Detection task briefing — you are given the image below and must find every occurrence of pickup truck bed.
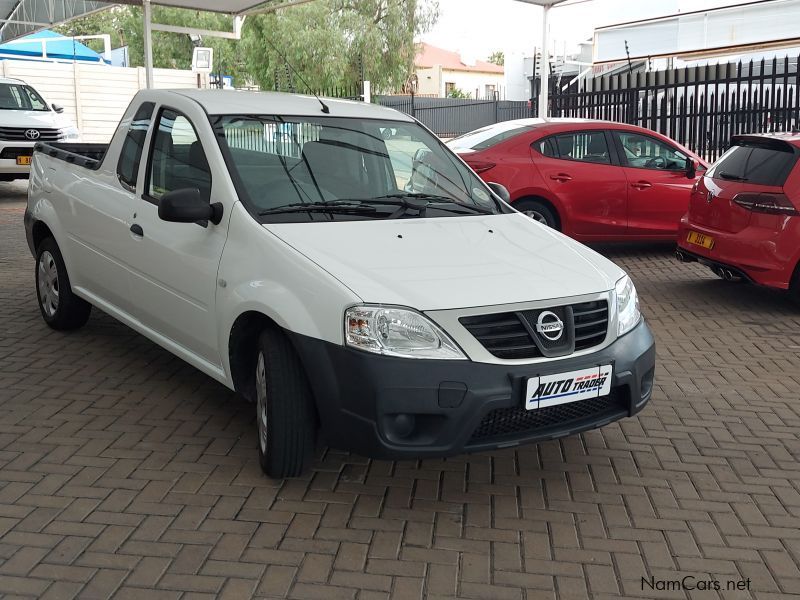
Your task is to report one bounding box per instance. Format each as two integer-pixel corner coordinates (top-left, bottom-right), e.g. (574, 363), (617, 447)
(34, 142), (108, 170)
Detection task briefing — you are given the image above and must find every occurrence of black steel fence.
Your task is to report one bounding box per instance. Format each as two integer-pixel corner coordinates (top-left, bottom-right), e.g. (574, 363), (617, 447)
(376, 96), (532, 138)
(543, 55), (800, 162)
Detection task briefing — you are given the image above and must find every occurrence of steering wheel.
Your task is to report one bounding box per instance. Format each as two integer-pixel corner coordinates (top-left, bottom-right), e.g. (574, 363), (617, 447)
(644, 155), (668, 169)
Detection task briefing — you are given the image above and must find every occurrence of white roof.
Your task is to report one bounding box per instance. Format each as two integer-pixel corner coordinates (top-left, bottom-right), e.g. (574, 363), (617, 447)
(168, 89), (415, 121)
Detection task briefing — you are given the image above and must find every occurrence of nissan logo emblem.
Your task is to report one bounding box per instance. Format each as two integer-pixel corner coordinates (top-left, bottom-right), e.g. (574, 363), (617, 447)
(536, 311), (565, 341)
(24, 129), (40, 140)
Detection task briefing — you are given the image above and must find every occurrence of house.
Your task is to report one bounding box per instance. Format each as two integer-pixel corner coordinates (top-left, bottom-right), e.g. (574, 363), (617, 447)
(414, 42), (505, 99)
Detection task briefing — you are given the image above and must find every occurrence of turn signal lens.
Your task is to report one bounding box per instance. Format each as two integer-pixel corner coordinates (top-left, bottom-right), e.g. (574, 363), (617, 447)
(733, 193), (799, 215)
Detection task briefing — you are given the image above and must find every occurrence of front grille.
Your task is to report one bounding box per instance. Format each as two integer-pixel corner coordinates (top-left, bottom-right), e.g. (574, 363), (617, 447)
(0, 147), (33, 160)
(468, 393), (627, 444)
(460, 300), (609, 360)
(0, 127), (63, 142)
(573, 301), (610, 351)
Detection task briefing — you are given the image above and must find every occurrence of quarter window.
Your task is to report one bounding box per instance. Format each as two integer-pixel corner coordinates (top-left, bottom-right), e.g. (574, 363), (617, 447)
(147, 109), (212, 203)
(615, 131), (688, 170)
(539, 132), (611, 164)
(117, 102), (155, 191)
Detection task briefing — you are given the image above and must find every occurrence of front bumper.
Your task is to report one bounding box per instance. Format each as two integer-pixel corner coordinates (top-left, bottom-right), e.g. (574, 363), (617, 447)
(289, 320), (655, 459)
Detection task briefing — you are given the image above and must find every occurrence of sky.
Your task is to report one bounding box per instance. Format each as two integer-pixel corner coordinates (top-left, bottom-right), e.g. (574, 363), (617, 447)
(420, 0), (744, 61)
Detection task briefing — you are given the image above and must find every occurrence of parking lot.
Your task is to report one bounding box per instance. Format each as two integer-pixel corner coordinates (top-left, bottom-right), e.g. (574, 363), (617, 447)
(1, 183), (800, 599)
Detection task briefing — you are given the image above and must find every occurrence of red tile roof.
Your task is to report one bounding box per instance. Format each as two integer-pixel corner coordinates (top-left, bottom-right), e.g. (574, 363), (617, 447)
(415, 43), (505, 74)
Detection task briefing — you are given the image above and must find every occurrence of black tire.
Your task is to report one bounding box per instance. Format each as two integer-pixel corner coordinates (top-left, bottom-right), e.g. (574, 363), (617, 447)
(790, 265), (800, 305)
(255, 327), (316, 478)
(35, 238), (91, 330)
(515, 199), (559, 230)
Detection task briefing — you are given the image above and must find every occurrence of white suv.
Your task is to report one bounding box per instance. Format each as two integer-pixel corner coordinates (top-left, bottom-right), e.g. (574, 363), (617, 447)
(0, 77), (79, 181)
(25, 90), (655, 477)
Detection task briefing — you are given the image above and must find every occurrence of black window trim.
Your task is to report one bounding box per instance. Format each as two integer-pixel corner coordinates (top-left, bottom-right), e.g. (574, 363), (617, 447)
(142, 104), (212, 208)
(610, 129), (691, 173)
(532, 129), (621, 167)
(116, 101), (156, 194)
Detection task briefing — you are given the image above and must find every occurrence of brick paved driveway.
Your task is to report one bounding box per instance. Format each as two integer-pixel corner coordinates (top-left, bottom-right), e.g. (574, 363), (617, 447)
(2, 184), (800, 600)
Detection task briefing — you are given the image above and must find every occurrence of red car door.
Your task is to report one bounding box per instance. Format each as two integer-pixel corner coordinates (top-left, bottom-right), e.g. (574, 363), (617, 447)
(532, 130), (628, 237)
(612, 130), (700, 238)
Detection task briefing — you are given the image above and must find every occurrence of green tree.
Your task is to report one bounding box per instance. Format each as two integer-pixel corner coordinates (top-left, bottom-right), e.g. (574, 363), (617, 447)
(56, 1), (439, 93)
(447, 87), (471, 99)
(487, 50), (504, 67)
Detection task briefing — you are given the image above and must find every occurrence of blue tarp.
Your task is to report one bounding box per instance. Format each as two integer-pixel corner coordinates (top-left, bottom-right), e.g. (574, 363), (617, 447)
(0, 30), (110, 64)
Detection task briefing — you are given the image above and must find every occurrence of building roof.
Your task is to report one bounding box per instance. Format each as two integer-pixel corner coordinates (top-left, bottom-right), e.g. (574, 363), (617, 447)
(415, 43), (504, 74)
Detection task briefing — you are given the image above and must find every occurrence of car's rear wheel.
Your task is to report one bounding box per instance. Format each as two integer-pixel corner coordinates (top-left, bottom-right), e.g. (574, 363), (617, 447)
(515, 199), (559, 230)
(790, 264), (800, 305)
(35, 238), (91, 330)
(255, 327), (316, 478)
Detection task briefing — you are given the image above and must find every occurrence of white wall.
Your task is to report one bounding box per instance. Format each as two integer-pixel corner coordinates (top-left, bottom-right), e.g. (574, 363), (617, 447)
(1, 61), (209, 142)
(415, 65), (505, 99)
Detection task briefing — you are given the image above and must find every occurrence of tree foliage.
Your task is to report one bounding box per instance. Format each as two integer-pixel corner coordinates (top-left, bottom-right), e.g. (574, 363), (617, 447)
(55, 1), (439, 93)
(487, 51), (504, 66)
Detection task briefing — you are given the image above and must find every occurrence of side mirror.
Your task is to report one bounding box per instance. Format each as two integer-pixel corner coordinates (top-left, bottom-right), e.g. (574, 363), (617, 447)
(158, 188), (223, 225)
(487, 182), (511, 204)
(686, 157), (698, 179)
(52, 104), (64, 114)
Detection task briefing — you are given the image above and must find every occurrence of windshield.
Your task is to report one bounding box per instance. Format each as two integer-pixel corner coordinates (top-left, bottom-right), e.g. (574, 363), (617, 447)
(0, 83), (48, 111)
(213, 115), (502, 222)
(448, 121), (537, 151)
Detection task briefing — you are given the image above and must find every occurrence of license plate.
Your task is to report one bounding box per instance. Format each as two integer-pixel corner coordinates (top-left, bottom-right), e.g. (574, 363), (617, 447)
(686, 230), (714, 250)
(16, 156), (31, 166)
(526, 365), (613, 411)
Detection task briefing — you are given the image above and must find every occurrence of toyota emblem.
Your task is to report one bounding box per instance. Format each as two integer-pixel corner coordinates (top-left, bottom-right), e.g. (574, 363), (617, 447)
(536, 311), (565, 341)
(24, 129), (40, 141)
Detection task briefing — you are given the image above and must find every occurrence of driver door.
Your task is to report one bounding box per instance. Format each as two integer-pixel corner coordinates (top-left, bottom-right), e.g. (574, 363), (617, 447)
(612, 130), (697, 237)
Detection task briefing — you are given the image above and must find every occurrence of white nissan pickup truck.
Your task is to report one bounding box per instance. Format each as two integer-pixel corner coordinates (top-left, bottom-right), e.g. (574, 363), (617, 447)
(25, 90), (655, 477)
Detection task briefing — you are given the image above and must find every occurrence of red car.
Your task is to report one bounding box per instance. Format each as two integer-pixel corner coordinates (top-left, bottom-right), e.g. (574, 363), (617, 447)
(677, 133), (800, 298)
(447, 119), (706, 241)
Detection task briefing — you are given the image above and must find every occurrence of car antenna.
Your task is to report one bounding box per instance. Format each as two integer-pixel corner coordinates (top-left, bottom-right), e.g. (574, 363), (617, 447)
(262, 37), (330, 114)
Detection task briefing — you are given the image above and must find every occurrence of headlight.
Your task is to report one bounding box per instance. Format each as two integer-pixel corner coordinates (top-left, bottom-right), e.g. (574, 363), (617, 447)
(616, 275), (641, 336)
(60, 127), (80, 141)
(345, 305), (466, 360)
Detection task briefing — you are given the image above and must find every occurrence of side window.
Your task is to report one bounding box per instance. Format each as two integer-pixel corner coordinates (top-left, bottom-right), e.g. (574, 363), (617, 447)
(536, 137), (558, 158)
(147, 109), (212, 203)
(616, 131), (688, 170)
(550, 132), (611, 164)
(117, 102), (155, 191)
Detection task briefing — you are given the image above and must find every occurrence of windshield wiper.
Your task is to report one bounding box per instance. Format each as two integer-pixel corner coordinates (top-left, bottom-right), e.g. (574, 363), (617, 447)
(259, 201), (378, 216)
(718, 171), (749, 182)
(346, 193), (496, 216)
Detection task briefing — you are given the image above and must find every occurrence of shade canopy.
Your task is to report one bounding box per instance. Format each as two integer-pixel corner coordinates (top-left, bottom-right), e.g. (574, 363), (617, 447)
(0, 29), (109, 62)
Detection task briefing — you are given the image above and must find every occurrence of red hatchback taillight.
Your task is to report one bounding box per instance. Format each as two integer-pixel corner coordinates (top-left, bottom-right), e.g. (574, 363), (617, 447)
(465, 160), (496, 174)
(732, 193), (799, 216)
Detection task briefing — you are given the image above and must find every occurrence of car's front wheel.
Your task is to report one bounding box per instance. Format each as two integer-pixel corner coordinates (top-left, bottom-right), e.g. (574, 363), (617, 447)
(255, 327), (317, 478)
(515, 199), (559, 230)
(35, 238), (91, 330)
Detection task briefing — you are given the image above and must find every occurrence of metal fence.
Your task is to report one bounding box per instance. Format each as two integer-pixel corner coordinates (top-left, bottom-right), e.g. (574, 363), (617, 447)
(543, 55), (800, 162)
(376, 96), (532, 137)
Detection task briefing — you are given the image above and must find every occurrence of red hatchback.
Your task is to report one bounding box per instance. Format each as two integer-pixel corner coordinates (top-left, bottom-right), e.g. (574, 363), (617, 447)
(677, 133), (800, 297)
(447, 119), (706, 241)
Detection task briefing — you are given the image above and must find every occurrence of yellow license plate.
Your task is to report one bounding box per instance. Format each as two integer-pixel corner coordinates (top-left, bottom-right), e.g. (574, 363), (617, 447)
(686, 231), (715, 250)
(16, 156), (31, 166)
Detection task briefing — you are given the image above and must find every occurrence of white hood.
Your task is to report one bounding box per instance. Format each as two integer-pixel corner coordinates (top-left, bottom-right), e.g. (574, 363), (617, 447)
(266, 213), (625, 311)
(0, 110), (71, 129)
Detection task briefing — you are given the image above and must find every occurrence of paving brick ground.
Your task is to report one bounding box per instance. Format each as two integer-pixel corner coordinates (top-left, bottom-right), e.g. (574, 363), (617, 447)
(2, 182), (800, 599)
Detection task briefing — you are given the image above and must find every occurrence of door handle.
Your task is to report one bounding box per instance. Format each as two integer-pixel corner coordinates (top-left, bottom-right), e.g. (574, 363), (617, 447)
(130, 224), (144, 237)
(631, 181), (652, 190)
(550, 173), (572, 182)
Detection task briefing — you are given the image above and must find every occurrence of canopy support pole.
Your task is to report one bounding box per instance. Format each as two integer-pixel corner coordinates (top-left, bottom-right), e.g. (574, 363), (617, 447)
(538, 4), (549, 118)
(143, 0), (154, 88)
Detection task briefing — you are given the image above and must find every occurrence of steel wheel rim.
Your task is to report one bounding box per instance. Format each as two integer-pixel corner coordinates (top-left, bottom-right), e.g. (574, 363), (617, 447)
(37, 251), (59, 318)
(256, 352), (268, 454)
(524, 210), (549, 226)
